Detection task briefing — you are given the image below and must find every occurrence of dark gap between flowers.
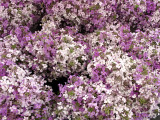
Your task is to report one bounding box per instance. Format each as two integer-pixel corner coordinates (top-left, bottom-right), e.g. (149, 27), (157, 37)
(44, 76), (68, 95)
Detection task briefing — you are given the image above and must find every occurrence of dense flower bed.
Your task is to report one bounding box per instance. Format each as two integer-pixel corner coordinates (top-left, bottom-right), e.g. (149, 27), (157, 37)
(0, 0), (160, 120)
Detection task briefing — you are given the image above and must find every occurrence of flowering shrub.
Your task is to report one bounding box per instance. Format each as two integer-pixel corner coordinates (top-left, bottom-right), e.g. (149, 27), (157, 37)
(0, 0), (160, 120)
(0, 63), (57, 120)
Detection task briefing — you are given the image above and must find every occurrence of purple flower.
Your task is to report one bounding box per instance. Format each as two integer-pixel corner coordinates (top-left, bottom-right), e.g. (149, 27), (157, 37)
(34, 103), (42, 109)
(0, 63), (8, 77)
(0, 107), (7, 116)
(36, 114), (41, 118)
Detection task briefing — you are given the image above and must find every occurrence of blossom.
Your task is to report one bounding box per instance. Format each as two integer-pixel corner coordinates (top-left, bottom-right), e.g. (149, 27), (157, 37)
(0, 0), (160, 119)
(2, 116), (7, 120)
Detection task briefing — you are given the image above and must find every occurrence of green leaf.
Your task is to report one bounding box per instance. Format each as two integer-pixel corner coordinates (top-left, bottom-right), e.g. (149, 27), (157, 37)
(130, 64), (137, 70)
(88, 107), (94, 112)
(112, 63), (118, 71)
(129, 44), (134, 50)
(75, 5), (80, 9)
(75, 117), (81, 120)
(7, 35), (11, 39)
(68, 61), (75, 67)
(123, 116), (129, 120)
(124, 110), (129, 115)
(68, 91), (75, 96)
(17, 10), (22, 14)
(141, 66), (148, 75)
(7, 8), (11, 14)
(146, 16), (149, 21)
(113, 14), (117, 20)
(139, 98), (147, 105)
(63, 37), (69, 43)
(69, 48), (74, 53)
(104, 106), (112, 115)
(84, 114), (89, 119)
(71, 76), (77, 83)
(75, 45), (80, 49)
(66, 8), (71, 14)
(77, 56), (83, 64)
(112, 66), (118, 71)
(58, 46), (63, 50)
(96, 31), (100, 35)
(98, 115), (103, 120)
(25, 92), (30, 96)
(153, 109), (159, 115)
(90, 3), (101, 10)
(93, 93), (97, 97)
(55, 109), (63, 114)
(123, 29), (129, 33)
(153, 78), (158, 83)
(126, 99), (131, 105)
(81, 84), (86, 89)
(112, 62), (116, 67)
(106, 52), (111, 55)
(11, 44), (17, 49)
(132, 114), (137, 118)
(134, 5), (139, 10)
(152, 49), (157, 54)
(1, 54), (7, 58)
(139, 12), (143, 16)
(41, 117), (47, 120)
(75, 102), (80, 107)
(151, 41), (157, 46)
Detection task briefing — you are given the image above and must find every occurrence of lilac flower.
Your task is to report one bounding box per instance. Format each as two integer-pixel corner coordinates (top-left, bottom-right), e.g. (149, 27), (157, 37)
(0, 0), (160, 119)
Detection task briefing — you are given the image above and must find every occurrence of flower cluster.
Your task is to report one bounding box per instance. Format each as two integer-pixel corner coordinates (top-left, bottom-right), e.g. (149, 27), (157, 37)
(57, 60), (160, 119)
(0, 63), (57, 120)
(0, 0), (160, 120)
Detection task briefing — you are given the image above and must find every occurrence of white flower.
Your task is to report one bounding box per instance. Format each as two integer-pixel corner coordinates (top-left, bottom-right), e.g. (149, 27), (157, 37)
(66, 4), (71, 9)
(107, 65), (112, 70)
(122, 97), (126, 103)
(117, 105), (124, 113)
(82, 56), (87, 61)
(14, 50), (20, 55)
(23, 117), (29, 120)
(8, 86), (14, 93)
(128, 111), (133, 118)
(132, 94), (136, 98)
(115, 114), (120, 119)
(18, 86), (27, 95)
(57, 102), (63, 110)
(42, 64), (47, 69)
(116, 63), (121, 69)
(2, 85), (8, 92)
(2, 116), (7, 120)
(16, 67), (26, 79)
(63, 92), (68, 98)
(75, 86), (83, 95)
(136, 78), (143, 85)
(62, 109), (69, 115)
(2, 76), (8, 81)
(23, 110), (31, 116)
(104, 96), (112, 104)
(83, 94), (88, 101)
(20, 55), (25, 61)
(67, 85), (74, 88)
(6, 54), (11, 58)
(124, 106), (129, 111)
(150, 97), (156, 104)
(106, 89), (112, 95)
(10, 106), (17, 112)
